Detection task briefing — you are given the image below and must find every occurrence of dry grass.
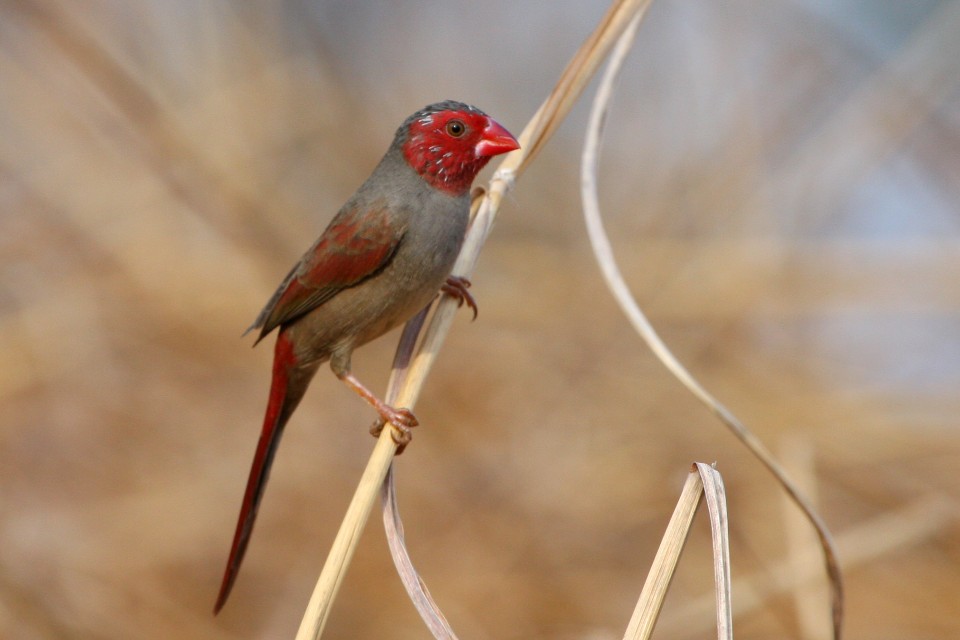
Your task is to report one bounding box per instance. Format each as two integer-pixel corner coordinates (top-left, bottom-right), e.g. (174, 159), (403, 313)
(2, 1), (959, 638)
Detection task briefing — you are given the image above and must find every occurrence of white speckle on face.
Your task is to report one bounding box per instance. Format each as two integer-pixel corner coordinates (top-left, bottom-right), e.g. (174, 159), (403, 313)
(442, 152), (452, 159)
(429, 145), (442, 153)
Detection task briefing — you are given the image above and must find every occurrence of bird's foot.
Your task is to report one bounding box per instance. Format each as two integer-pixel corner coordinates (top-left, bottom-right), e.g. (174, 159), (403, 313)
(339, 371), (419, 453)
(369, 406), (418, 453)
(441, 276), (478, 320)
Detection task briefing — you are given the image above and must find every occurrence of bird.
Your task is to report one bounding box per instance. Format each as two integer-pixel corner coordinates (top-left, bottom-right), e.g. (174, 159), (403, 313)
(214, 100), (519, 613)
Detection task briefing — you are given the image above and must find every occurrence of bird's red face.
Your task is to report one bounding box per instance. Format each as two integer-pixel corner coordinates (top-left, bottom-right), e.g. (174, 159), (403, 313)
(401, 105), (519, 196)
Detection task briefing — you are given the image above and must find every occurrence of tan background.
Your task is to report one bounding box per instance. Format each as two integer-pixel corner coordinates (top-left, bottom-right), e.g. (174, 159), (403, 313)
(2, 1), (959, 638)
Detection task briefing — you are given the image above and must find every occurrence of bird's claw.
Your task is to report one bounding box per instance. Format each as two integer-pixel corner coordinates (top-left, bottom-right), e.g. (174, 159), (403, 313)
(369, 406), (418, 454)
(389, 424), (414, 454)
(442, 276), (478, 320)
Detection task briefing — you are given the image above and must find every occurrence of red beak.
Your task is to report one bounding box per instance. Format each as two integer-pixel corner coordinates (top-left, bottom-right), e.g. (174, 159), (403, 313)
(474, 118), (520, 157)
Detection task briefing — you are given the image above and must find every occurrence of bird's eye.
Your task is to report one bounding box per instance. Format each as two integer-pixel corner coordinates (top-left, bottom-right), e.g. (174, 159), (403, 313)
(445, 120), (466, 137)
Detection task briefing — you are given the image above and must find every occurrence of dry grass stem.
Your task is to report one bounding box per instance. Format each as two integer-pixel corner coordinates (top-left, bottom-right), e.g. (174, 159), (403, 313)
(579, 4), (843, 637)
(780, 436), (831, 640)
(700, 463), (734, 640)
(697, 462), (733, 640)
(381, 465), (458, 640)
(377, 309), (459, 634)
(657, 495), (957, 638)
(624, 463), (731, 640)
(296, 1), (655, 637)
(623, 467), (704, 640)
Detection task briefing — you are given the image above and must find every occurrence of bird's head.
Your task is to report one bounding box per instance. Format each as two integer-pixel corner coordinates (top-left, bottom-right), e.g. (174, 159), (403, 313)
(399, 101), (519, 196)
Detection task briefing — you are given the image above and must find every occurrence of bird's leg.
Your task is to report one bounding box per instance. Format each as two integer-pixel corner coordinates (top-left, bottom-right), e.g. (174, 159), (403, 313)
(441, 275), (478, 320)
(335, 370), (418, 449)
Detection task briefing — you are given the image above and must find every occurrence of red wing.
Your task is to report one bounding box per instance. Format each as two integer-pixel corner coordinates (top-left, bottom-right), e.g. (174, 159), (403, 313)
(249, 201), (404, 342)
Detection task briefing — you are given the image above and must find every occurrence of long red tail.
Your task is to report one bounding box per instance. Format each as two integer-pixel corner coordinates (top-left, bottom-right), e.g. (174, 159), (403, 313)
(214, 331), (311, 613)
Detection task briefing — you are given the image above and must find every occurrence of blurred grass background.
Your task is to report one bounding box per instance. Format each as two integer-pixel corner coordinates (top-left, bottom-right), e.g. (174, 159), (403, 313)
(2, 1), (959, 638)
